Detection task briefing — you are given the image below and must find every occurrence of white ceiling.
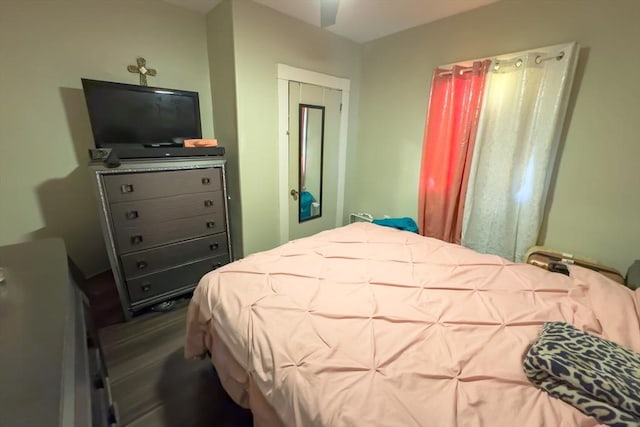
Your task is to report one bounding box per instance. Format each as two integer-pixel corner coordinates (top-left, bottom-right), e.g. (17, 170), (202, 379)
(163, 0), (498, 43)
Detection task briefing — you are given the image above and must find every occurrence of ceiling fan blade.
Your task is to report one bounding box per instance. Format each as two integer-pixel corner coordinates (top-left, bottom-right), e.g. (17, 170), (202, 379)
(320, 0), (339, 28)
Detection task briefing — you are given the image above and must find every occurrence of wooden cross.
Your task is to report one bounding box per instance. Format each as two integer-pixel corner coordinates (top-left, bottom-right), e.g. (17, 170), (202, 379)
(127, 57), (157, 86)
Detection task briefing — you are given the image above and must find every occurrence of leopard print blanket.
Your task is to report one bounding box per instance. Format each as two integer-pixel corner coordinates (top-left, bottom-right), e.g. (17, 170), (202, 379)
(523, 322), (640, 426)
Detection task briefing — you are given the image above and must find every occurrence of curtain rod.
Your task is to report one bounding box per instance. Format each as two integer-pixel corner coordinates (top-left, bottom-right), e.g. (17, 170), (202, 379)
(437, 50), (565, 76)
(494, 51), (565, 69)
(535, 51), (565, 63)
(437, 68), (474, 76)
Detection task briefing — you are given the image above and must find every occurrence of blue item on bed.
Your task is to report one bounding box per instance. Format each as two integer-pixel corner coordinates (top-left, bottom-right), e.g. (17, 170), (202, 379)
(371, 217), (418, 233)
(523, 321), (640, 427)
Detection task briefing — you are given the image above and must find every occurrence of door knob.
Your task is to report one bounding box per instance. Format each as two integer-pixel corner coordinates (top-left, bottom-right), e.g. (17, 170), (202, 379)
(290, 189), (298, 201)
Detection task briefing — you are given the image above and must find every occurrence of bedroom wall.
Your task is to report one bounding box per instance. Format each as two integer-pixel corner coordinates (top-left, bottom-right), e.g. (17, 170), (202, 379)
(229, 0), (361, 255)
(348, 0), (640, 273)
(206, 0), (244, 260)
(0, 0), (214, 276)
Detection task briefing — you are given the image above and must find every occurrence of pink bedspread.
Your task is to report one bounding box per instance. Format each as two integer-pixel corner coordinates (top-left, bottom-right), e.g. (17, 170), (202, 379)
(185, 223), (640, 426)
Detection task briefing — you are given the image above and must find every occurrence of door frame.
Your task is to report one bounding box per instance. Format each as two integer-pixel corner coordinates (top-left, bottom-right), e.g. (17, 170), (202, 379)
(277, 64), (351, 244)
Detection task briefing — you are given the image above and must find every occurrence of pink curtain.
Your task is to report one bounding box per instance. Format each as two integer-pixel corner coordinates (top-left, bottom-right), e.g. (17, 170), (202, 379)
(418, 60), (489, 243)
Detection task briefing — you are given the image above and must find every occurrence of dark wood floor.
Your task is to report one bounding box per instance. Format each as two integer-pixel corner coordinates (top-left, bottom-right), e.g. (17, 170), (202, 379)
(99, 305), (253, 427)
(84, 268), (253, 427)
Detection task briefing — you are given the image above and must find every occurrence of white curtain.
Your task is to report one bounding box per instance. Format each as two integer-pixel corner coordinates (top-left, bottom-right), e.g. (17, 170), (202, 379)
(462, 42), (579, 262)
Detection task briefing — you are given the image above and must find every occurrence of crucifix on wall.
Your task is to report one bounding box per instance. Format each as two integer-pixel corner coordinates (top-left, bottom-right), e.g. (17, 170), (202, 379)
(127, 57), (157, 86)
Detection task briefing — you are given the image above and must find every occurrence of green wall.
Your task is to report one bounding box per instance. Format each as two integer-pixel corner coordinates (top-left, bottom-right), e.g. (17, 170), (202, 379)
(206, 0), (244, 259)
(0, 0), (214, 275)
(230, 0), (361, 255)
(2, 0), (637, 275)
(348, 0), (640, 273)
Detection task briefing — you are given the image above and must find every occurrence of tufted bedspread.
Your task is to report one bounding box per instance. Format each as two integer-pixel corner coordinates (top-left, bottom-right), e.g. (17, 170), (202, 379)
(185, 222), (640, 427)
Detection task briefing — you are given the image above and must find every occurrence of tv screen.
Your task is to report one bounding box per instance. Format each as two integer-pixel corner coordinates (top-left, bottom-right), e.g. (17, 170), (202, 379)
(81, 79), (202, 148)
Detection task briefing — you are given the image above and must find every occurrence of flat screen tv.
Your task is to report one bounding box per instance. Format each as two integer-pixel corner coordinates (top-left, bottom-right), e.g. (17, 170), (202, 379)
(81, 79), (202, 149)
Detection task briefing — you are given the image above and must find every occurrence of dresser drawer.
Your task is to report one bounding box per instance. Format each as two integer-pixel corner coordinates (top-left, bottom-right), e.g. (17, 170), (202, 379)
(103, 168), (222, 203)
(110, 191), (225, 229)
(120, 233), (228, 279)
(126, 254), (229, 303)
(114, 213), (226, 254)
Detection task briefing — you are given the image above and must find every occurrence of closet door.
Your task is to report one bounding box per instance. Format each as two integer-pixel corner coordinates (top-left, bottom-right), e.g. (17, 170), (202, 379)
(288, 81), (342, 240)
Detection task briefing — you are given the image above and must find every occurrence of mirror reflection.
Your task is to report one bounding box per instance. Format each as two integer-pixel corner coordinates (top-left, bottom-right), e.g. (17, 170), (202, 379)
(299, 104), (324, 222)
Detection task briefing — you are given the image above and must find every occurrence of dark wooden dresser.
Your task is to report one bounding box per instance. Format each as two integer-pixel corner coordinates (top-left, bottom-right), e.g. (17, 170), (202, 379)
(89, 158), (232, 319)
(0, 239), (115, 427)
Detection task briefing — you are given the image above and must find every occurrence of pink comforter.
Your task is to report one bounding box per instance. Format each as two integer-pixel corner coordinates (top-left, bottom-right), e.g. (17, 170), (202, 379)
(185, 223), (640, 426)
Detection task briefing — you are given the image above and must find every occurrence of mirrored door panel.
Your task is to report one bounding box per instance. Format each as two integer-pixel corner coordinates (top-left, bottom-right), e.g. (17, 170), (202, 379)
(298, 104), (325, 222)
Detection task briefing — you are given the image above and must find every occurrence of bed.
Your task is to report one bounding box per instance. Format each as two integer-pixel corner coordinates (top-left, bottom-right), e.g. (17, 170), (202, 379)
(185, 222), (640, 426)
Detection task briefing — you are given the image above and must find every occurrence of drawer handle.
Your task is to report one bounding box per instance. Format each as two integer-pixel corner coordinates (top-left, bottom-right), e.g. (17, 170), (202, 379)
(212, 262), (224, 270)
(120, 184), (134, 193)
(107, 404), (118, 425)
(130, 235), (143, 245)
(206, 221), (215, 229)
(141, 283), (152, 293)
(93, 374), (104, 390)
(202, 177), (211, 185)
(204, 199), (213, 207)
(125, 210), (139, 220)
(209, 243), (219, 251)
(136, 261), (148, 270)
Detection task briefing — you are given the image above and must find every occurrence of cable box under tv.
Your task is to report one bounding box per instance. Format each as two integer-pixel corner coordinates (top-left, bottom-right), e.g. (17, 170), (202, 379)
(113, 146), (225, 159)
